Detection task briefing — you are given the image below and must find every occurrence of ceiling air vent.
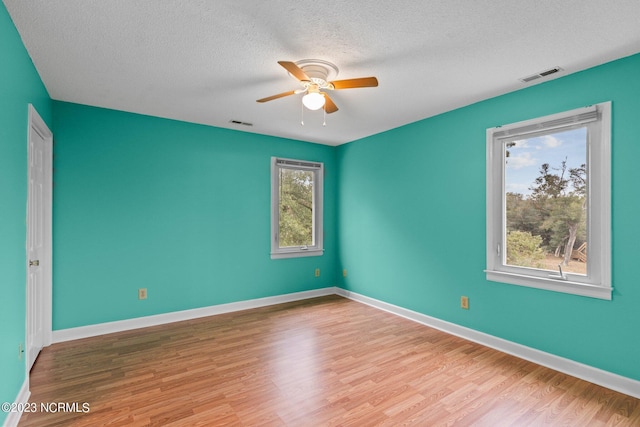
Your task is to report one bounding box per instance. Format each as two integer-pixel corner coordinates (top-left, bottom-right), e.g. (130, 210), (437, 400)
(519, 67), (563, 83)
(229, 120), (253, 127)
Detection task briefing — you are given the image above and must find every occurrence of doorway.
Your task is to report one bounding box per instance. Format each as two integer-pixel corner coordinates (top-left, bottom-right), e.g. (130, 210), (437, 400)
(26, 104), (52, 370)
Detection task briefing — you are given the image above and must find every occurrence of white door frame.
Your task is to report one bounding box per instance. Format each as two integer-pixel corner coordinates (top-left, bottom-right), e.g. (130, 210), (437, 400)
(26, 104), (53, 371)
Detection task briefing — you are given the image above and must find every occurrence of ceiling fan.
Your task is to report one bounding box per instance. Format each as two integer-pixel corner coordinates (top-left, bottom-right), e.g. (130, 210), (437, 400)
(257, 60), (378, 113)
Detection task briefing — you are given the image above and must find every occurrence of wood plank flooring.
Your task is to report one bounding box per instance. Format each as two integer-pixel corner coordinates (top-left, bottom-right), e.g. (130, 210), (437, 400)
(19, 295), (640, 426)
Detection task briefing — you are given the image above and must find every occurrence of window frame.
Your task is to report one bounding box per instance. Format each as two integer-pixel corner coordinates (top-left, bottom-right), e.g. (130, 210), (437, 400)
(271, 157), (324, 259)
(485, 102), (612, 300)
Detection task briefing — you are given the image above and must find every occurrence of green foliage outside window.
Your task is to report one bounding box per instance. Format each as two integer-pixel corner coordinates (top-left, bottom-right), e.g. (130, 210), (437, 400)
(278, 168), (314, 247)
(506, 158), (587, 269)
(506, 230), (545, 269)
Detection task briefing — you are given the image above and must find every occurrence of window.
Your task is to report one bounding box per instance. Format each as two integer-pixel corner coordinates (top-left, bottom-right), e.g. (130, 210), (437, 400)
(271, 157), (324, 259)
(486, 102), (611, 299)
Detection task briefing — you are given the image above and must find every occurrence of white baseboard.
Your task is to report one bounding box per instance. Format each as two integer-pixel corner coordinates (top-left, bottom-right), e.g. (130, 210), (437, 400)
(53, 287), (338, 343)
(3, 378), (30, 427)
(50, 285), (640, 400)
(335, 288), (640, 399)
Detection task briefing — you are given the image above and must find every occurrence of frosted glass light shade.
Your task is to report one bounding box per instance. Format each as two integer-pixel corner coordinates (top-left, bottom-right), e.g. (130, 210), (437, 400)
(302, 92), (325, 110)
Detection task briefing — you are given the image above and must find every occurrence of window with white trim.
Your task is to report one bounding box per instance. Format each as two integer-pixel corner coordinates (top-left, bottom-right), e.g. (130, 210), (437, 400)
(271, 157), (324, 259)
(486, 102), (611, 299)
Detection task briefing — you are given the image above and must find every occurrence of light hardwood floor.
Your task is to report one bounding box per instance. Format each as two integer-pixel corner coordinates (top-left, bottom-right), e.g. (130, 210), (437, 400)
(19, 295), (639, 426)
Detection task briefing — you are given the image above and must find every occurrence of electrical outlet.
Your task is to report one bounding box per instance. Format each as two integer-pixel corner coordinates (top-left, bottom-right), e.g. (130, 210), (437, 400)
(461, 296), (469, 310)
(138, 288), (147, 300)
(18, 343), (24, 360)
(343, 269), (347, 277)
(315, 268), (320, 278)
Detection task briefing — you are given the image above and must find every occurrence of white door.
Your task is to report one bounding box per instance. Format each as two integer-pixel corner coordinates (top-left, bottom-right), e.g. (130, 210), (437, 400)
(26, 105), (52, 370)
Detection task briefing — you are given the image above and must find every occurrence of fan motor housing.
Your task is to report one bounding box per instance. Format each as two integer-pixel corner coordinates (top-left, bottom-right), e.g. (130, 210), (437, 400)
(295, 59), (339, 84)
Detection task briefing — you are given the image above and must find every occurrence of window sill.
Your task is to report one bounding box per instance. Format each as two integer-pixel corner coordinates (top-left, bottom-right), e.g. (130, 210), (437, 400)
(485, 270), (612, 300)
(271, 249), (324, 260)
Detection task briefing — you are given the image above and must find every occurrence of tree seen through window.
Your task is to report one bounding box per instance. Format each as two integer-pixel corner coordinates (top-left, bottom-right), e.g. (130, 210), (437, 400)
(278, 168), (314, 248)
(505, 127), (587, 274)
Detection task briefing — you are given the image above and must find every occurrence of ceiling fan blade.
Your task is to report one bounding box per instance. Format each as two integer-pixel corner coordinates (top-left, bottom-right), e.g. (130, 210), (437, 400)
(323, 94), (339, 114)
(330, 77), (379, 90)
(278, 61), (310, 82)
(256, 90), (297, 103)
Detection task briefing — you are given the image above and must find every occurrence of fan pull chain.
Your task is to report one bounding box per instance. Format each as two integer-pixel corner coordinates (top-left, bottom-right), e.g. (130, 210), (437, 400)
(301, 101), (304, 126)
(323, 108), (326, 126)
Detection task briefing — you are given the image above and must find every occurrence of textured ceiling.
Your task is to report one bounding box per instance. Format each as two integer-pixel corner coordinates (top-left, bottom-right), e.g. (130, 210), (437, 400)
(4, 1), (640, 146)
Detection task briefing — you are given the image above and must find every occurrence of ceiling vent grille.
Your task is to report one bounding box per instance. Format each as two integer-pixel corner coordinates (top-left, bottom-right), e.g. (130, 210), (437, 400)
(520, 67), (563, 83)
(229, 120), (253, 127)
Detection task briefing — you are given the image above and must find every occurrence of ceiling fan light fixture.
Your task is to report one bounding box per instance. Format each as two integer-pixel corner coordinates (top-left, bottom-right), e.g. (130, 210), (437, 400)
(302, 91), (325, 110)
(257, 60), (377, 115)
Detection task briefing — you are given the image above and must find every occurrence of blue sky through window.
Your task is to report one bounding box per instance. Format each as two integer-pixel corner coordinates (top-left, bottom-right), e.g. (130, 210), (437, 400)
(505, 127), (587, 197)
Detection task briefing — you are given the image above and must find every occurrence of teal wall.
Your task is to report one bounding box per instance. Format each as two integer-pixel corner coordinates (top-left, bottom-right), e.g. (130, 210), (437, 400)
(337, 53), (640, 381)
(51, 102), (338, 329)
(0, 3), (52, 424)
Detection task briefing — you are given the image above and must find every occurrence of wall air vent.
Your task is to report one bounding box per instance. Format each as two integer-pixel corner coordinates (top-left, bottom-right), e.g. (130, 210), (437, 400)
(229, 120), (253, 127)
(519, 67), (564, 83)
